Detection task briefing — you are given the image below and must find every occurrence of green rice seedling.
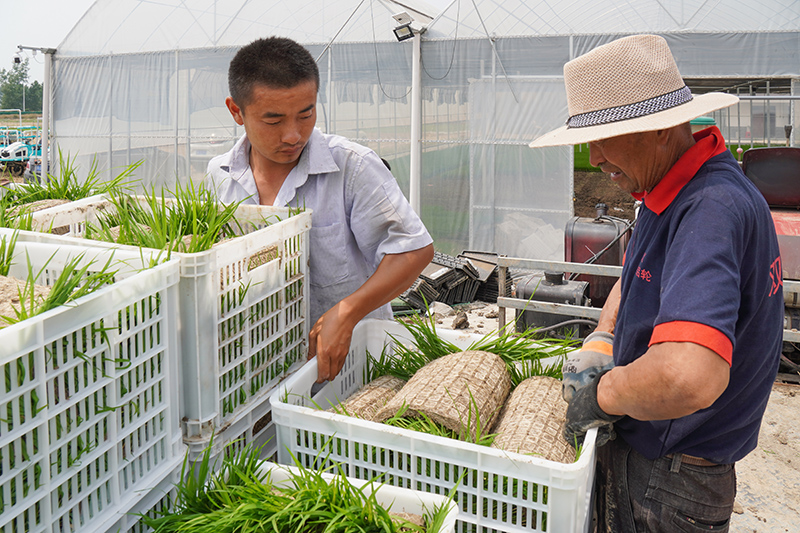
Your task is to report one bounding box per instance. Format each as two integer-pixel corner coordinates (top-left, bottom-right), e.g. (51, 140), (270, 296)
(348, 311), (578, 448)
(466, 324), (575, 381)
(0, 151), (136, 233)
(0, 230), (19, 275)
(22, 150), (135, 201)
(86, 182), (246, 255)
(4, 149), (138, 205)
(0, 251), (118, 325)
(168, 180), (245, 248)
(371, 312), (575, 387)
(573, 436), (584, 461)
(0, 195), (34, 231)
(143, 439), (454, 533)
(384, 400), (498, 447)
(323, 373), (498, 446)
(367, 339), (438, 383)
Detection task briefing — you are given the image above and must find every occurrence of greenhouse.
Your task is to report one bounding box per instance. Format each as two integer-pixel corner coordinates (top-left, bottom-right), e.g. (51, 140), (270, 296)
(49, 0), (800, 259)
(3, 2), (800, 533)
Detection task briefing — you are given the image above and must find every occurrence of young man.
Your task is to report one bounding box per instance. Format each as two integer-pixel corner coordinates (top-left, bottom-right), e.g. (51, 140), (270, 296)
(205, 37), (434, 382)
(530, 35), (784, 531)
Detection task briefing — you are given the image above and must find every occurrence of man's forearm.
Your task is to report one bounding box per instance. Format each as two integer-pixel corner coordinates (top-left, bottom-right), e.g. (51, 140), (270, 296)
(309, 243), (434, 382)
(337, 244), (434, 326)
(596, 278), (621, 333)
(597, 341), (730, 420)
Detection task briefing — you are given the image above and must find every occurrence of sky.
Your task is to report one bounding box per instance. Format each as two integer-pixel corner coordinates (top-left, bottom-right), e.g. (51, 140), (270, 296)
(2, 0), (97, 84)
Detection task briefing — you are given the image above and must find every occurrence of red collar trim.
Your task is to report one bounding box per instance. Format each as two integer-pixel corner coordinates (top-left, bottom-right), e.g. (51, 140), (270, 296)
(632, 126), (728, 215)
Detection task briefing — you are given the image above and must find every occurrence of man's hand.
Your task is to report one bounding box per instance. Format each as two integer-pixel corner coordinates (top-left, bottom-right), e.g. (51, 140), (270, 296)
(308, 244), (434, 384)
(564, 369), (622, 448)
(308, 302), (356, 383)
(562, 331), (615, 402)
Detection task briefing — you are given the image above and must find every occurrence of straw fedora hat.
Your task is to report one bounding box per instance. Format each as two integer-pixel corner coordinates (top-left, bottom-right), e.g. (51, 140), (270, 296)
(529, 34), (738, 148)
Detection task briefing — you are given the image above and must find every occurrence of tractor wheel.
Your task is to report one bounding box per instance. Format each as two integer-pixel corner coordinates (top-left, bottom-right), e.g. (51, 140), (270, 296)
(8, 163), (25, 177)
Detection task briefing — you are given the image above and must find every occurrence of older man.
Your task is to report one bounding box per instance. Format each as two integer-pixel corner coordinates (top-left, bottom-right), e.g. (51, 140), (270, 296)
(530, 35), (784, 532)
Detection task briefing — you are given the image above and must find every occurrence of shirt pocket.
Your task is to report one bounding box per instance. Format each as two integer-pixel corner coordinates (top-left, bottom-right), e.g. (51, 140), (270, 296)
(309, 222), (349, 288)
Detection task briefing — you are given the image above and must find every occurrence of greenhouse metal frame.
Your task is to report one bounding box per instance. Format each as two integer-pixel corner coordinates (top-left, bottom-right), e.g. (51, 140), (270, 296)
(47, 0), (800, 260)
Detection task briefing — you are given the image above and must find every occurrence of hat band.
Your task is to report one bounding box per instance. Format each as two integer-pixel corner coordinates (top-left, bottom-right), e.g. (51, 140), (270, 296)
(566, 86), (693, 129)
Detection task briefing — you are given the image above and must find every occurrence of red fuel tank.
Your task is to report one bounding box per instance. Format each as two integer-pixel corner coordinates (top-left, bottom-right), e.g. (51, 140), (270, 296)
(564, 204), (632, 308)
(771, 209), (800, 282)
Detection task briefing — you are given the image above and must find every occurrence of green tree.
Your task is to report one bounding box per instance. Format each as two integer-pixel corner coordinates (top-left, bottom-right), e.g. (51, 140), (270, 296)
(25, 81), (43, 112)
(0, 59), (41, 113)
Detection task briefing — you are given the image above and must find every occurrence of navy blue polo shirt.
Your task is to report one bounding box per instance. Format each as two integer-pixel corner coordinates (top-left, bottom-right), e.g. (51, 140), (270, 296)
(613, 127), (784, 465)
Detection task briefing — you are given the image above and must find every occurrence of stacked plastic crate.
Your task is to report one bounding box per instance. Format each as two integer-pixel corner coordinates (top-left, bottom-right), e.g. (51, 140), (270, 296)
(2, 193), (311, 532)
(0, 229), (184, 533)
(24, 195), (312, 462)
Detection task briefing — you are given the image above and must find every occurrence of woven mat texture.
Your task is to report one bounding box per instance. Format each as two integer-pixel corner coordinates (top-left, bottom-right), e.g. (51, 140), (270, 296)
(8, 198), (70, 217)
(491, 376), (575, 463)
(331, 375), (406, 421)
(374, 350), (511, 440)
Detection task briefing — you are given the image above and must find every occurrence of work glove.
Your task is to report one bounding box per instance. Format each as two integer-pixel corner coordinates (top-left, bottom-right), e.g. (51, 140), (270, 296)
(562, 331), (615, 402)
(563, 368), (621, 448)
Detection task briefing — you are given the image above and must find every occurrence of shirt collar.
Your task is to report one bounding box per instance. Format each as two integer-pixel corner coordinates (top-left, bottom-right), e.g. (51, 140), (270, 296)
(219, 133), (252, 182)
(305, 128), (340, 175)
(275, 128), (340, 206)
(634, 126), (728, 215)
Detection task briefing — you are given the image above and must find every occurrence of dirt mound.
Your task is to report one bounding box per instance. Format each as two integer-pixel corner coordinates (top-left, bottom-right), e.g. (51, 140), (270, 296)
(573, 170), (636, 221)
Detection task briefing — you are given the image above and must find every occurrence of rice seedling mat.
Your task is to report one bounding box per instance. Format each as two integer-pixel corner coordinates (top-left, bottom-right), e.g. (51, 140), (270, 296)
(373, 350), (511, 441)
(491, 376), (576, 464)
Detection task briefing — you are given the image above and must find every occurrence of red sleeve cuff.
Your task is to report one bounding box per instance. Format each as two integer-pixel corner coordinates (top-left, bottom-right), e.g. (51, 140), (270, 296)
(650, 321), (733, 365)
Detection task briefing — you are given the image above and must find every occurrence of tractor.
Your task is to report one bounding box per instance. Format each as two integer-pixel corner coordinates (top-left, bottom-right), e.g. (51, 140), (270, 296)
(1, 138), (41, 178)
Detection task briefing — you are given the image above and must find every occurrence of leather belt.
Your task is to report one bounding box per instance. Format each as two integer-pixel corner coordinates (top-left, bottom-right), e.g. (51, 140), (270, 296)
(667, 453), (717, 467)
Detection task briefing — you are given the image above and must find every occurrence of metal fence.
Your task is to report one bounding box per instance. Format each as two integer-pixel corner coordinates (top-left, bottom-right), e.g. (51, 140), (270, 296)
(710, 95), (800, 150)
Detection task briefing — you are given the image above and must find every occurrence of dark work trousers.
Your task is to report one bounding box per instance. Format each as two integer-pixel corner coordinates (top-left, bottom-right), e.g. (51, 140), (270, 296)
(594, 436), (736, 532)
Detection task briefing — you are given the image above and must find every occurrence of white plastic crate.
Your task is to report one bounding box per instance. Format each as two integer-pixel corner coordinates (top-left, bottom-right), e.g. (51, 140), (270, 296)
(0, 188), (105, 225)
(270, 319), (597, 533)
(21, 195), (312, 460)
(259, 462), (459, 533)
(0, 231), (184, 533)
(99, 458), (182, 533)
(0, 183), (20, 199)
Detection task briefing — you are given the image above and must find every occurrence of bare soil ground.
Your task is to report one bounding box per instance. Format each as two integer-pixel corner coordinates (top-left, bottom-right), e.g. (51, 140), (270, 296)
(574, 170), (637, 221)
(729, 383), (800, 532)
(435, 303), (800, 532)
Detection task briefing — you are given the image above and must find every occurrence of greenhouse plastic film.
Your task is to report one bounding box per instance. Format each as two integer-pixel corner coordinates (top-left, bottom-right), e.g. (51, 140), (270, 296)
(0, 232), (183, 533)
(270, 319), (596, 533)
(22, 195), (312, 460)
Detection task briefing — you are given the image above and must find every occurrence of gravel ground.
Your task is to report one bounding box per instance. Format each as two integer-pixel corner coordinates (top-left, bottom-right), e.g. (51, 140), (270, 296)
(433, 301), (800, 532)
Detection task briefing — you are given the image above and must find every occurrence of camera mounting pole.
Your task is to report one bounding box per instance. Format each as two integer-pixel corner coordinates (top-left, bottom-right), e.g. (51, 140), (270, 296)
(17, 45), (57, 181)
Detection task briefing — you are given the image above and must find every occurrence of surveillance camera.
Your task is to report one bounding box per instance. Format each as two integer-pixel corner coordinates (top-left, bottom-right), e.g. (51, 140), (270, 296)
(392, 12), (413, 26)
(13, 53), (21, 64)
